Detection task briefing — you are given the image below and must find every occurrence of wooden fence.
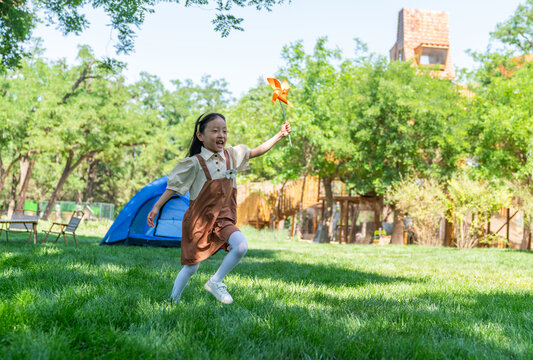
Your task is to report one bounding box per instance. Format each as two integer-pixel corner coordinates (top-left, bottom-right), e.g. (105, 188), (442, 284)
(236, 176), (320, 228)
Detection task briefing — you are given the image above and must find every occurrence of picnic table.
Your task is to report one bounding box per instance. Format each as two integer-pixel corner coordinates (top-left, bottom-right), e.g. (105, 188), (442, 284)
(0, 219), (39, 244)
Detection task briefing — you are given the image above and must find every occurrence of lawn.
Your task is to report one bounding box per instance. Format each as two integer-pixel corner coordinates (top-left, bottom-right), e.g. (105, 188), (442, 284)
(0, 226), (532, 359)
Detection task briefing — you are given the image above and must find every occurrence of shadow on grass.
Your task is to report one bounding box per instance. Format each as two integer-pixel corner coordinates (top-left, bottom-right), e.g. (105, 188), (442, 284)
(1, 237), (532, 359)
(229, 248), (422, 288)
(218, 287), (533, 359)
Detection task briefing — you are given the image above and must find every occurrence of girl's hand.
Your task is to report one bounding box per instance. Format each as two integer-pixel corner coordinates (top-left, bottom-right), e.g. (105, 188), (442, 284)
(147, 208), (159, 227)
(280, 121), (291, 137)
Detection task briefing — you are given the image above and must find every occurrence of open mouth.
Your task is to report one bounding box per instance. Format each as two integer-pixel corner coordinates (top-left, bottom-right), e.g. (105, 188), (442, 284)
(216, 140), (225, 148)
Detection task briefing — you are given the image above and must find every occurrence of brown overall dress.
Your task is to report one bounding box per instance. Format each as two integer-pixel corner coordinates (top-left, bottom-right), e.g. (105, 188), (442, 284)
(180, 149), (239, 265)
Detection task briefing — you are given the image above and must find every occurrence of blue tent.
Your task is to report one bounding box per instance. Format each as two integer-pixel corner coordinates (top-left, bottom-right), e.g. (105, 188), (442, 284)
(100, 176), (189, 247)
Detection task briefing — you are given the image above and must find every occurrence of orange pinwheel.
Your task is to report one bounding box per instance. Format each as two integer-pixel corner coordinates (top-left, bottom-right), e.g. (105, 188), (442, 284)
(267, 78), (293, 107)
(267, 77), (293, 147)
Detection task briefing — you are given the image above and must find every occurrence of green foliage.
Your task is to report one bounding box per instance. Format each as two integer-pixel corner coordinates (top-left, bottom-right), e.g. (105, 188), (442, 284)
(0, 47), (236, 208)
(447, 173), (512, 249)
(480, 233), (509, 247)
(106, 73), (233, 204)
(342, 59), (467, 195)
(0, 1), (35, 72)
(387, 178), (449, 246)
(490, 0), (533, 53)
(0, 0), (289, 71)
(229, 38), (346, 184)
(469, 63), (533, 183)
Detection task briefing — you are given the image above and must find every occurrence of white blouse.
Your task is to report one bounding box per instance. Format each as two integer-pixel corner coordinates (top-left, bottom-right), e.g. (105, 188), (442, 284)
(166, 145), (250, 200)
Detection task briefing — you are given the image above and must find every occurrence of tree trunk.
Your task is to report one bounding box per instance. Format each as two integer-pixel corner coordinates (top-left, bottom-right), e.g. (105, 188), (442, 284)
(7, 172), (18, 218)
(371, 196), (383, 243)
(84, 157), (98, 201)
(42, 150), (93, 220)
(0, 154), (23, 195)
(296, 174), (308, 238)
(348, 203), (360, 243)
(391, 206), (404, 245)
(296, 152), (311, 238)
(319, 176), (334, 243)
(60, 60), (95, 104)
(14, 156), (35, 214)
(521, 216), (531, 250)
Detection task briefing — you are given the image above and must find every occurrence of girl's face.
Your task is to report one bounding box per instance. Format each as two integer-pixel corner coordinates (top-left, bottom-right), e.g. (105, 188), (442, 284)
(197, 116), (227, 153)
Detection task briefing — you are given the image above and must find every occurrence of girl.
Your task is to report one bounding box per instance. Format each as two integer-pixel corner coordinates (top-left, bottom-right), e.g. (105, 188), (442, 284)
(147, 113), (291, 304)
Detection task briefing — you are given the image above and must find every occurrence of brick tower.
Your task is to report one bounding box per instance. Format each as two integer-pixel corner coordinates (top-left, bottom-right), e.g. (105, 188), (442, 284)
(390, 8), (455, 79)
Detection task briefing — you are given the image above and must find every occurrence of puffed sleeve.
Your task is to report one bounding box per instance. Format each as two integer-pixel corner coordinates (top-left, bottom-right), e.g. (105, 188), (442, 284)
(228, 144), (251, 172)
(166, 157), (197, 194)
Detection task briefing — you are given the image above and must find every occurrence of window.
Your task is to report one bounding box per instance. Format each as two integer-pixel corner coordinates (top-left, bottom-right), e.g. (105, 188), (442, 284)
(415, 44), (448, 68)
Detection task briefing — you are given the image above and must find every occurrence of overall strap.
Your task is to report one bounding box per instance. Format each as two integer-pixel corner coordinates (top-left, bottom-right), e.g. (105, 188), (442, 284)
(224, 149), (232, 170)
(195, 155), (212, 181)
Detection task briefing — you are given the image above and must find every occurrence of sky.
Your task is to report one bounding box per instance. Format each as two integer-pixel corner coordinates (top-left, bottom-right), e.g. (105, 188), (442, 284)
(33, 0), (524, 97)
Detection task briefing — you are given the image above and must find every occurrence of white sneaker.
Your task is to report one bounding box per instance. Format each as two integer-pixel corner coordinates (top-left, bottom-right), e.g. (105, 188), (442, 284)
(204, 279), (233, 304)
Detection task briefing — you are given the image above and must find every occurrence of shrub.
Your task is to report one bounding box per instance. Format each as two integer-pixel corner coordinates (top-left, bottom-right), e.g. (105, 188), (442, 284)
(387, 178), (449, 246)
(447, 174), (511, 249)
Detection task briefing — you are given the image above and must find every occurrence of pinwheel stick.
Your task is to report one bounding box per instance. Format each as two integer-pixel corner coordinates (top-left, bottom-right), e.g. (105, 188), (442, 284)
(278, 101), (292, 147)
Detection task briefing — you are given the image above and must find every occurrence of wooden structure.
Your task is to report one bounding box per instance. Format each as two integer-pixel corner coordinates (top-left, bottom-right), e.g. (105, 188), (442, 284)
(0, 215), (39, 244)
(236, 175), (320, 229)
(443, 206), (530, 249)
(317, 195), (381, 244)
(390, 8), (456, 79)
(237, 176), (383, 243)
(484, 207), (527, 249)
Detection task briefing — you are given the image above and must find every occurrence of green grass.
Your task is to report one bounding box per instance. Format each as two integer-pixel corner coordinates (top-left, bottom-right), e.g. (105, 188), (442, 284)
(1, 227), (532, 359)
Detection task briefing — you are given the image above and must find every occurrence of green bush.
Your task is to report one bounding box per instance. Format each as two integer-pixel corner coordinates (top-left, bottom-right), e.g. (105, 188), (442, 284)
(447, 174), (512, 249)
(388, 178), (449, 246)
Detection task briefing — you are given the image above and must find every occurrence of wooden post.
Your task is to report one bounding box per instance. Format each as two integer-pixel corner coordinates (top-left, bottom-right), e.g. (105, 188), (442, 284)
(343, 201), (348, 244)
(344, 200), (350, 244)
(486, 220), (491, 249)
(506, 208), (510, 248)
(373, 199), (380, 236)
(444, 217), (454, 247)
(339, 201), (344, 244)
(291, 214), (296, 237)
(312, 209), (317, 235)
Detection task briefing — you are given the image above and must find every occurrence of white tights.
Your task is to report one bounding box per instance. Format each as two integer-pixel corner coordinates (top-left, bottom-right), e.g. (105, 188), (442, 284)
(170, 231), (248, 302)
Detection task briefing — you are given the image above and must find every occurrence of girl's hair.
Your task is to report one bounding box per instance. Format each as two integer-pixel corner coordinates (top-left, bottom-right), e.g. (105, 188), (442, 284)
(187, 113), (226, 157)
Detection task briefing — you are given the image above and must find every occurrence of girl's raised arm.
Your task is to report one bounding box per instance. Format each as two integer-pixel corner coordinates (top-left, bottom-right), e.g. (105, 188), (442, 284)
(250, 121), (291, 158)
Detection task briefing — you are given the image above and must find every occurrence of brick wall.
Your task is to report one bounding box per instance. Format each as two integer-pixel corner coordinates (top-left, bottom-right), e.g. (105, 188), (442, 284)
(391, 8), (455, 79)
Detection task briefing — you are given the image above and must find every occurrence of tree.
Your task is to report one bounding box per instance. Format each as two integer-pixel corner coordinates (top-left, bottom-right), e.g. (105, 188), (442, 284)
(226, 38), (346, 242)
(491, 0), (533, 54)
(277, 38), (348, 243)
(387, 178), (449, 246)
(338, 58), (466, 244)
(0, 50), (235, 213)
(78, 72), (232, 207)
(0, 0), (289, 72)
(447, 173), (511, 249)
(0, 50), (55, 215)
(465, 0), (533, 250)
(468, 62), (533, 250)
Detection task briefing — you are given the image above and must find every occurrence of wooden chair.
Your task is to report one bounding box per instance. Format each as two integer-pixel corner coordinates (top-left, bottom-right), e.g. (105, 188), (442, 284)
(43, 212), (82, 245)
(0, 214), (39, 243)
